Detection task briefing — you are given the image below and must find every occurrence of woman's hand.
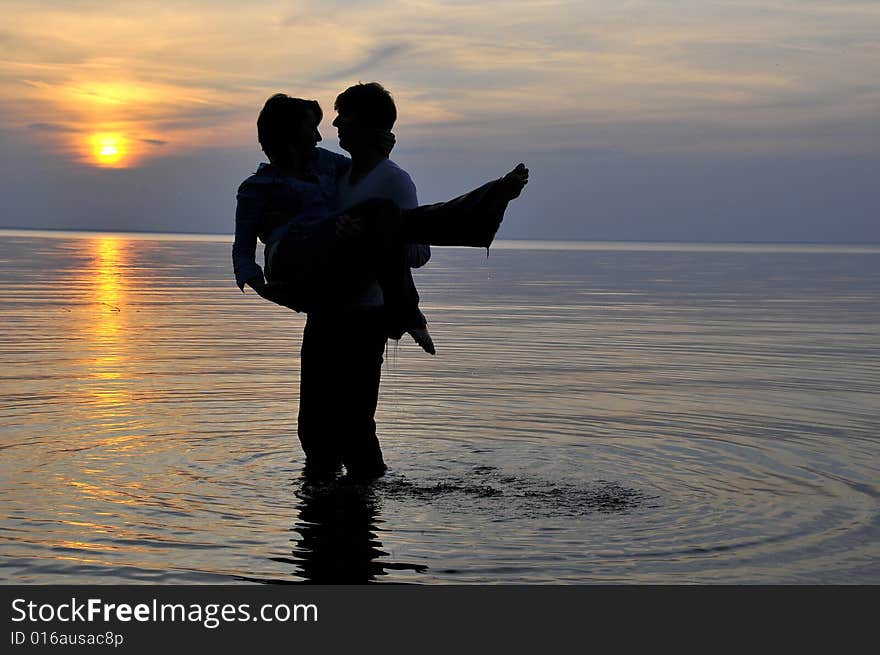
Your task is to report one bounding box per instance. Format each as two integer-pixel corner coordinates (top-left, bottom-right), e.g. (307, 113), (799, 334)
(369, 129), (396, 158)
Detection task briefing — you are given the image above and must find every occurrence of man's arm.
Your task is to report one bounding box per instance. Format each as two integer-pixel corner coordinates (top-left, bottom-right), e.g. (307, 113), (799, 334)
(386, 166), (431, 268)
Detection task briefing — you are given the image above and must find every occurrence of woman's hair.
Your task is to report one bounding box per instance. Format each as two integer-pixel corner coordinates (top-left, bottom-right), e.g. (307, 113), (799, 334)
(257, 94), (322, 163)
(334, 82), (396, 130)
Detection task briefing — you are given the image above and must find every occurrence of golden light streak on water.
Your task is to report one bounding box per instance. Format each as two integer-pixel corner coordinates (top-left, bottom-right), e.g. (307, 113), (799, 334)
(54, 540), (122, 553)
(51, 555), (114, 566)
(62, 520), (112, 532)
(91, 236), (127, 342)
(69, 480), (139, 505)
(66, 236), (137, 420)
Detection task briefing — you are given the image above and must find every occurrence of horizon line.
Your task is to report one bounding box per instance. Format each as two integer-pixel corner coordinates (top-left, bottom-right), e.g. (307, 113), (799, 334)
(3, 227), (880, 253)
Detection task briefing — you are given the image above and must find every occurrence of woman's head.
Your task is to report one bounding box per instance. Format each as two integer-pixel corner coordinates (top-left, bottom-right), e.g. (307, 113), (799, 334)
(257, 94), (323, 166)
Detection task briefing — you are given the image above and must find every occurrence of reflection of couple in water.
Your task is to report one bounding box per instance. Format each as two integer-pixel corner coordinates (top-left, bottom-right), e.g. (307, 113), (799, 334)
(233, 82), (528, 481)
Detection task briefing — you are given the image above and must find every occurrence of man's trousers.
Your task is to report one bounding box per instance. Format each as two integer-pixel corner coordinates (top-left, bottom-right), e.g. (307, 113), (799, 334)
(297, 308), (388, 478)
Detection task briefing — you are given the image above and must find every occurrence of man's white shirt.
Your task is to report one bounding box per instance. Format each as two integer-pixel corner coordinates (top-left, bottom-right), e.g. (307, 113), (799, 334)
(335, 158), (430, 308)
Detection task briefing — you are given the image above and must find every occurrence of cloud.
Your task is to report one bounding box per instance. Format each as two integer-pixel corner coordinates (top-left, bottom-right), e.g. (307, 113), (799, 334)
(312, 43), (410, 84)
(28, 122), (79, 132)
(0, 27), (90, 66)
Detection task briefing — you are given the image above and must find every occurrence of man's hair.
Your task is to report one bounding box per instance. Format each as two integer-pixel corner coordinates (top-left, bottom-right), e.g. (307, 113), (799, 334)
(257, 94), (322, 162)
(334, 82), (397, 130)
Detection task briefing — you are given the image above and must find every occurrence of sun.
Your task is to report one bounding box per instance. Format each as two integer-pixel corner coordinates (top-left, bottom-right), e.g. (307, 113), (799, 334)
(89, 132), (128, 167)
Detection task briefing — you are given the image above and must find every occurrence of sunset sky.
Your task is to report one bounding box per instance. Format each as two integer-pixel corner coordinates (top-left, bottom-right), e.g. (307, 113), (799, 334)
(1, 0), (878, 242)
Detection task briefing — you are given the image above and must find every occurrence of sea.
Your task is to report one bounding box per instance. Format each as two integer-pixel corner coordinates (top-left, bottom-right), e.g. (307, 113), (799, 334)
(1, 230), (878, 583)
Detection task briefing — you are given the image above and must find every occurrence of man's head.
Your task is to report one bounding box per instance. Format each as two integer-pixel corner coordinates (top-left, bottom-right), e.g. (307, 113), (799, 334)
(257, 94), (323, 167)
(332, 82), (397, 153)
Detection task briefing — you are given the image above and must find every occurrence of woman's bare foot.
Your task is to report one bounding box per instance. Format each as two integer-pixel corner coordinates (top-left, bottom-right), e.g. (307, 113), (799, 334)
(501, 163), (529, 199)
(408, 326), (436, 355)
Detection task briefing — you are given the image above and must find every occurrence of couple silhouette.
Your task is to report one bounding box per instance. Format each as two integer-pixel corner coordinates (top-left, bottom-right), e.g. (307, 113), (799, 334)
(233, 82), (528, 480)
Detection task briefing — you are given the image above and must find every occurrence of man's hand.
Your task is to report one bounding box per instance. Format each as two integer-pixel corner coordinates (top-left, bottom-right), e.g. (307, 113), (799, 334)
(335, 213), (363, 240)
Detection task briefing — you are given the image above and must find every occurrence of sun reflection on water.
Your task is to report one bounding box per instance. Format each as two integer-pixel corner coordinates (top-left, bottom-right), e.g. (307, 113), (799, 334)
(69, 235), (136, 418)
(91, 237), (127, 343)
(59, 236), (162, 515)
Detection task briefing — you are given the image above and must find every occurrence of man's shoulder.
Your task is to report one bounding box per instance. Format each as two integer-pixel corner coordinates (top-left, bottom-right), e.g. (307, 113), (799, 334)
(375, 159), (417, 207)
(379, 158), (413, 181)
(375, 159), (416, 193)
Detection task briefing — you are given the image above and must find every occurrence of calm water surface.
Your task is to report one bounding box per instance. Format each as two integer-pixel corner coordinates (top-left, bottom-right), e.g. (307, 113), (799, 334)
(1, 231), (878, 583)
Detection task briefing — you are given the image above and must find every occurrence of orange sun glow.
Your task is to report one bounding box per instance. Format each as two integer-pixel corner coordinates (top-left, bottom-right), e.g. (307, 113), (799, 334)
(89, 132), (128, 167)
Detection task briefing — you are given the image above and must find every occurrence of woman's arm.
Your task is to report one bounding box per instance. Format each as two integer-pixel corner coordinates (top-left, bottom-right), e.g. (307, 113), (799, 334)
(232, 179), (269, 292)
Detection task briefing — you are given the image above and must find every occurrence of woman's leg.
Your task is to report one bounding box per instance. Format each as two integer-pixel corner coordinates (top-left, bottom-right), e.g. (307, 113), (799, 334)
(348, 164), (529, 249)
(372, 242), (426, 339)
(269, 164), (528, 308)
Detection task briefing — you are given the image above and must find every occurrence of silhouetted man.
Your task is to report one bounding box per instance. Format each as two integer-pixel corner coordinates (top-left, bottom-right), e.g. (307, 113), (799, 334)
(297, 83), (429, 480)
(333, 83), (433, 352)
